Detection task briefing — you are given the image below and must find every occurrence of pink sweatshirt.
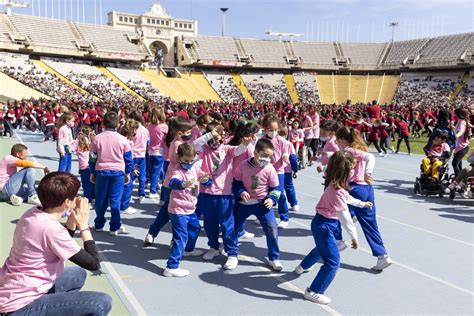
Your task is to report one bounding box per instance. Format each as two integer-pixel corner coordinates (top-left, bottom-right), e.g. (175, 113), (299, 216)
(289, 128), (304, 142)
(132, 124), (149, 158)
(345, 147), (375, 185)
(266, 135), (290, 174)
(321, 137), (339, 167)
(57, 125), (73, 155)
(234, 159), (279, 201)
(168, 164), (202, 215)
(163, 139), (184, 187)
(283, 139), (296, 173)
(71, 139), (90, 170)
(148, 123), (168, 156)
(90, 130), (132, 172)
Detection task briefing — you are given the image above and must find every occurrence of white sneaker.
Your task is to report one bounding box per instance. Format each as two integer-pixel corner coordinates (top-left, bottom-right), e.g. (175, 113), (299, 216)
(93, 226), (104, 232)
(268, 259), (283, 271)
(378, 152), (385, 157)
(183, 249), (204, 257)
(337, 240), (348, 252)
(219, 244), (227, 256)
(27, 194), (41, 206)
(223, 256), (238, 270)
(9, 194), (23, 206)
(292, 205), (300, 211)
(143, 233), (154, 247)
(278, 220), (289, 229)
(304, 288), (331, 305)
(109, 227), (126, 236)
(202, 248), (220, 261)
(121, 207), (138, 214)
(147, 193), (160, 199)
(163, 267), (189, 277)
(138, 196), (145, 203)
(294, 264), (313, 275)
(372, 255), (393, 271)
(240, 231), (255, 239)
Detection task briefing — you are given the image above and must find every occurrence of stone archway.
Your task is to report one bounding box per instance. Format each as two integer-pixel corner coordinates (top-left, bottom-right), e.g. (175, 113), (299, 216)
(149, 40), (170, 67)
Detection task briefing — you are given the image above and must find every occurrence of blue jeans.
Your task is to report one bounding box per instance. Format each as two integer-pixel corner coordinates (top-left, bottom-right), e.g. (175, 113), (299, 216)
(229, 203), (280, 260)
(94, 172), (124, 231)
(148, 187), (170, 237)
(167, 212), (201, 269)
(301, 214), (340, 294)
(0, 168), (36, 201)
(277, 173), (289, 221)
(149, 155), (164, 194)
(79, 168), (94, 202)
(284, 172), (298, 207)
(11, 267), (112, 316)
(58, 153), (72, 173)
(199, 193), (234, 252)
(120, 158), (146, 211)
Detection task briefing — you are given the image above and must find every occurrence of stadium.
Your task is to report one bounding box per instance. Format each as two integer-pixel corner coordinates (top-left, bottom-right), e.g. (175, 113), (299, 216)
(0, 0), (473, 315)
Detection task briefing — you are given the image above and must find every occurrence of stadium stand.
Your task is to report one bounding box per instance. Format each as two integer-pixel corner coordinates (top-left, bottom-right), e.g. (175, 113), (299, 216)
(204, 71), (245, 103)
(417, 33), (474, 64)
(239, 39), (288, 64)
(383, 38), (429, 65)
(340, 43), (387, 65)
(191, 36), (239, 61)
(231, 73), (255, 103)
(0, 71), (49, 100)
(284, 74), (299, 104)
(240, 73), (291, 103)
(293, 72), (320, 104)
(290, 41), (336, 65)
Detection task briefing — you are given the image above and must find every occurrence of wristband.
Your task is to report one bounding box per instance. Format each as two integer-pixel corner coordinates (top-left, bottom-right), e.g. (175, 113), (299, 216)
(80, 227), (90, 234)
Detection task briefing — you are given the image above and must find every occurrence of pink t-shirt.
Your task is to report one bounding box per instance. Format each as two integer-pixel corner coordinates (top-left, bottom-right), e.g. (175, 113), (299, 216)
(190, 126), (202, 142)
(234, 159), (279, 200)
(283, 139), (296, 173)
(168, 164), (202, 215)
(199, 144), (237, 196)
(57, 125), (73, 155)
(289, 128), (304, 142)
(90, 130), (132, 172)
(303, 115), (314, 139)
(345, 147), (369, 184)
(316, 184), (349, 219)
(454, 120), (470, 153)
(322, 137), (339, 167)
(310, 113), (320, 139)
(132, 124), (150, 158)
(428, 142), (450, 157)
(0, 207), (81, 313)
(163, 139), (184, 187)
(71, 139), (90, 171)
(148, 123), (168, 156)
(266, 135), (290, 174)
(232, 143), (254, 173)
(0, 155), (19, 190)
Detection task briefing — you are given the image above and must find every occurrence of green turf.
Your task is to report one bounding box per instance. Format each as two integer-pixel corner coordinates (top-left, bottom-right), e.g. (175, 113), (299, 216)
(0, 136), (129, 316)
(392, 135), (474, 156)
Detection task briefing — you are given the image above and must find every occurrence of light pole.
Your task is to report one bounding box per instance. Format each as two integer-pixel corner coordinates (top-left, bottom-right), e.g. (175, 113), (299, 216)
(220, 7), (228, 37)
(389, 22), (398, 42)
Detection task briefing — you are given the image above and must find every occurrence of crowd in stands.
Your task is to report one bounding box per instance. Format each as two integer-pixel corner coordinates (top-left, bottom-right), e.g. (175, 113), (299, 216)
(207, 75), (245, 103)
(244, 75), (291, 104)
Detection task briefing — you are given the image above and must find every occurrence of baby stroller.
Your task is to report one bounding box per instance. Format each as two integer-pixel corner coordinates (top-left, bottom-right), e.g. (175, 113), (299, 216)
(414, 127), (455, 198)
(449, 177), (474, 200)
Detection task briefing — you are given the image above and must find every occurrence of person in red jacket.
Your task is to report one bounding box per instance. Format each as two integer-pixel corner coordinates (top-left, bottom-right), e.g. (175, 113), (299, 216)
(395, 114), (411, 154)
(367, 100), (381, 122)
(43, 106), (56, 142)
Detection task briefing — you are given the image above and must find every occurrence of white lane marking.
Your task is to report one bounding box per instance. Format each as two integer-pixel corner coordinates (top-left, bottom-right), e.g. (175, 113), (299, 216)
(14, 130), (148, 315)
(297, 176), (473, 248)
(287, 215), (474, 296)
(239, 254), (342, 316)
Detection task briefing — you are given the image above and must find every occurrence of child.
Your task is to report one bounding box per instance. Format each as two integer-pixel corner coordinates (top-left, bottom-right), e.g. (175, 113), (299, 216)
(278, 125), (300, 212)
(295, 151), (372, 305)
(164, 143), (210, 277)
(89, 111), (134, 235)
(119, 119), (140, 214)
(57, 113), (75, 173)
(71, 126), (95, 202)
(224, 138), (282, 271)
(196, 122), (251, 262)
(448, 150), (474, 191)
(289, 119), (304, 154)
(147, 107), (168, 199)
(128, 111), (150, 203)
(394, 114), (411, 155)
(261, 114), (292, 229)
(315, 120), (340, 174)
(421, 132), (451, 180)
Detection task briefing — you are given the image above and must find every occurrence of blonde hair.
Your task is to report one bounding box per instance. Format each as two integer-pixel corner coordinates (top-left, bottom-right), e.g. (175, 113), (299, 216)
(336, 126), (368, 152)
(77, 126), (94, 152)
(119, 119), (139, 140)
(149, 107), (166, 125)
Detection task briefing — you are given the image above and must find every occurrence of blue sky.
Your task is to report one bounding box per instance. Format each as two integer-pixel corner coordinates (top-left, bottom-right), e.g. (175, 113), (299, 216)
(10, 0), (474, 42)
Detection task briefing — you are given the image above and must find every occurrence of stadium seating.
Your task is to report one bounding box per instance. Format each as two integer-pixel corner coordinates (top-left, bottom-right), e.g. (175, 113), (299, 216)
(240, 73), (291, 103)
(239, 39), (288, 64)
(384, 38), (429, 65)
(417, 33), (474, 64)
(0, 14), (13, 42)
(293, 72), (320, 104)
(204, 71), (244, 102)
(284, 74), (299, 103)
(231, 73), (255, 103)
(192, 36), (239, 61)
(291, 42), (336, 65)
(0, 71), (49, 100)
(340, 43), (386, 65)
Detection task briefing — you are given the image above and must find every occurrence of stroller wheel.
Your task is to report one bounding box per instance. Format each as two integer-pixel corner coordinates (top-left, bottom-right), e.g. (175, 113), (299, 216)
(449, 189), (455, 200)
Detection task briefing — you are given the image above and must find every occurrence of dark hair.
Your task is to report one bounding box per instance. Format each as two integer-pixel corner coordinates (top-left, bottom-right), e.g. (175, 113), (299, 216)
(165, 117), (193, 147)
(336, 126), (368, 152)
(128, 110), (145, 126)
(56, 113), (74, 128)
(177, 143), (195, 158)
(11, 143), (28, 156)
(261, 113), (279, 129)
(321, 120), (340, 132)
(324, 151), (355, 191)
(435, 131), (448, 141)
(38, 172), (81, 209)
(196, 114), (212, 127)
(103, 111), (119, 129)
(229, 122), (259, 146)
(255, 138), (274, 152)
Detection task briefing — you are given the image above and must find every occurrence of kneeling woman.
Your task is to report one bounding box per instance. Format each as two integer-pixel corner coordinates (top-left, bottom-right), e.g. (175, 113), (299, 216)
(0, 172), (112, 315)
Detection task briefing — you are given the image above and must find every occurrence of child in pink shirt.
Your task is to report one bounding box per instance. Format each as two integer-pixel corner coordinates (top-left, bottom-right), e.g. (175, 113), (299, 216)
(421, 132), (451, 179)
(289, 119), (305, 154)
(164, 143), (210, 277)
(279, 126), (299, 211)
(295, 151), (371, 305)
(71, 126), (95, 202)
(57, 113), (75, 173)
(315, 120), (340, 174)
(224, 138), (282, 271)
(147, 108), (168, 198)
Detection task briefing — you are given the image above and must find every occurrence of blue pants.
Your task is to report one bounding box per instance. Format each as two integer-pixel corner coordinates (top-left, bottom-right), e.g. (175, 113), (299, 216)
(229, 203), (280, 260)
(148, 186), (171, 237)
(284, 172), (298, 207)
(11, 267), (112, 316)
(301, 214), (340, 294)
(79, 168), (94, 202)
(199, 193), (234, 251)
(120, 157), (146, 211)
(159, 161), (170, 202)
(149, 155), (164, 194)
(94, 173), (124, 231)
(167, 212), (201, 269)
(58, 153), (72, 173)
(277, 173), (289, 221)
(347, 183), (387, 257)
(0, 168), (36, 201)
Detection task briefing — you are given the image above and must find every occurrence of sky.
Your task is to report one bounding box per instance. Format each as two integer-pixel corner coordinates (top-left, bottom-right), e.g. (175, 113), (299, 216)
(7, 0), (474, 43)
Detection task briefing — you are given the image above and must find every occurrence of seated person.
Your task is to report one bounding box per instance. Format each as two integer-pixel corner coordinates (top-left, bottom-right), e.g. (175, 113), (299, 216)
(0, 172), (112, 315)
(0, 144), (49, 206)
(421, 132), (450, 180)
(448, 150), (474, 190)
